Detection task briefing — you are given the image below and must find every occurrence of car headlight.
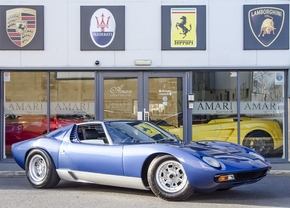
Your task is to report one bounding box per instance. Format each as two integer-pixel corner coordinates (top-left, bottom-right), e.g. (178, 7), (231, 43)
(249, 152), (266, 162)
(202, 156), (221, 168)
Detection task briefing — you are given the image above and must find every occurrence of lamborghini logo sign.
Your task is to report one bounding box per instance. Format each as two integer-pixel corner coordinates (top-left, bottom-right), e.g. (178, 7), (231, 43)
(248, 7), (285, 47)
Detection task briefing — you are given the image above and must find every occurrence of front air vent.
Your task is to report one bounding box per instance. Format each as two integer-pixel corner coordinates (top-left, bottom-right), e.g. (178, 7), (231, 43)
(234, 168), (269, 181)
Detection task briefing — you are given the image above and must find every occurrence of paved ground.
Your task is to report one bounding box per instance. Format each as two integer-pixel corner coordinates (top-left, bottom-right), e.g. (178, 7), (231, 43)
(1, 159), (290, 177)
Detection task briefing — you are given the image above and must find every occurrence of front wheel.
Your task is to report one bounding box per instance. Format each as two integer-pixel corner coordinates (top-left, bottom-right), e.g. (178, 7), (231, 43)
(147, 154), (193, 201)
(25, 149), (60, 188)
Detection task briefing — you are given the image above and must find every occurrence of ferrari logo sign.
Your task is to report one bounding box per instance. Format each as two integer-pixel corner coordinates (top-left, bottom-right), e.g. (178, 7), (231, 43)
(161, 5), (206, 50)
(6, 8), (36, 47)
(170, 8), (197, 47)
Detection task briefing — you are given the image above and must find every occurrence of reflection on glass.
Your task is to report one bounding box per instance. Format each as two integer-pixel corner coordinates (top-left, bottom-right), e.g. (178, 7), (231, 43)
(104, 78), (137, 120)
(50, 72), (95, 130)
(148, 78), (183, 139)
(190, 71), (284, 158)
(188, 72), (238, 148)
(4, 72), (47, 157)
(240, 71), (284, 158)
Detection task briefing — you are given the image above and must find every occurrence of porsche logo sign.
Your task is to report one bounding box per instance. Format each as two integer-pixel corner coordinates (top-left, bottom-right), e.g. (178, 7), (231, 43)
(6, 8), (36, 47)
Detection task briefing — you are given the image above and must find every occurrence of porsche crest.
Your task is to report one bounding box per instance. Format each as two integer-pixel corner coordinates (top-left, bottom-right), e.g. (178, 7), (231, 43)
(6, 8), (36, 47)
(248, 7), (285, 47)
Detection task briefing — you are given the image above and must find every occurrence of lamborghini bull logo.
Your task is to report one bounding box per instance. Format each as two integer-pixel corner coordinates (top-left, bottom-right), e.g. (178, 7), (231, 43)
(258, 15), (276, 37)
(248, 7), (284, 47)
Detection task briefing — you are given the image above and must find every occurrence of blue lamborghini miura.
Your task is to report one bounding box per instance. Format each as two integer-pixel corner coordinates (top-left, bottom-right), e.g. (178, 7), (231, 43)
(12, 120), (271, 201)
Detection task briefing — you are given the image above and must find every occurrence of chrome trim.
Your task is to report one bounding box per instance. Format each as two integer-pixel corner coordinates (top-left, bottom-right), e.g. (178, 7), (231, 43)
(56, 169), (148, 190)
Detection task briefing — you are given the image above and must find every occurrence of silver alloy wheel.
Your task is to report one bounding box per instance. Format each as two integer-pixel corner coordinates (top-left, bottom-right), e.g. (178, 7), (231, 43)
(28, 154), (47, 185)
(155, 160), (187, 193)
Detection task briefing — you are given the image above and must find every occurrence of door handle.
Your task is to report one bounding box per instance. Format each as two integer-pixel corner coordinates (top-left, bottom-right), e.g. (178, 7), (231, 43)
(144, 108), (150, 121)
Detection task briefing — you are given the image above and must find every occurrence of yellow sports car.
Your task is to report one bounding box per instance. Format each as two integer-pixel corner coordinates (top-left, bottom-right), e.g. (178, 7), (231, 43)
(157, 117), (283, 157)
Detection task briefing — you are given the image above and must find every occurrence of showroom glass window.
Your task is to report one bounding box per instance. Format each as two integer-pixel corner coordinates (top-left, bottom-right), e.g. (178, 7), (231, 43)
(50, 72), (95, 130)
(103, 78), (138, 120)
(4, 72), (47, 158)
(148, 77), (184, 138)
(240, 71), (284, 158)
(191, 71), (238, 144)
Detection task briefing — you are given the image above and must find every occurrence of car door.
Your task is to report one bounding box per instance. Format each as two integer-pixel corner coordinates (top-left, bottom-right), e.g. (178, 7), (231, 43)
(58, 126), (124, 175)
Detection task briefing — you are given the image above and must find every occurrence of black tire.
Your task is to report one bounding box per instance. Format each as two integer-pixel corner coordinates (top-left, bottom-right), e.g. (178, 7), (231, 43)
(147, 154), (193, 201)
(243, 131), (274, 156)
(25, 149), (60, 188)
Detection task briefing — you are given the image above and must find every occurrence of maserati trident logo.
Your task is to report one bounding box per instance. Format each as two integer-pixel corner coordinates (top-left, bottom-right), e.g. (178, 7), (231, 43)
(248, 7), (285, 47)
(90, 8), (116, 48)
(6, 8), (37, 47)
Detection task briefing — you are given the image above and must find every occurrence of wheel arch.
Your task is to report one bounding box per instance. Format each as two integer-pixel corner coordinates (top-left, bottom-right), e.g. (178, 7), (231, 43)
(140, 153), (176, 188)
(24, 147), (58, 170)
(241, 124), (282, 149)
(242, 130), (275, 156)
(244, 129), (271, 138)
(242, 129), (278, 145)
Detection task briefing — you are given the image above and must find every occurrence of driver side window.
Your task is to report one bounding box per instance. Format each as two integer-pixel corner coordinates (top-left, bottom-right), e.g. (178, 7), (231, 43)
(78, 124), (108, 144)
(106, 125), (128, 143)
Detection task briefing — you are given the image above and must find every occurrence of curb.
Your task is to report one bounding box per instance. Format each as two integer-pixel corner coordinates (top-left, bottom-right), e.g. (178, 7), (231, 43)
(269, 170), (290, 175)
(0, 171), (26, 177)
(1, 170), (290, 177)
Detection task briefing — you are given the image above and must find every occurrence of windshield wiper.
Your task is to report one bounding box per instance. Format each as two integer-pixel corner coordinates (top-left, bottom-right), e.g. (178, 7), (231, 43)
(155, 138), (176, 143)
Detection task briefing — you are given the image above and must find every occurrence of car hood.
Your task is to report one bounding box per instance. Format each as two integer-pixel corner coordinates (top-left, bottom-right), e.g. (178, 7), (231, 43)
(180, 141), (270, 168)
(173, 140), (262, 161)
(187, 140), (247, 155)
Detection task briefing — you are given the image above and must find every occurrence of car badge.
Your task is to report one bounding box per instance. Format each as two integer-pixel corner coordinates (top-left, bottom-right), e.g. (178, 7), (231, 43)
(170, 8), (197, 47)
(6, 8), (37, 47)
(89, 8), (116, 48)
(248, 7), (285, 47)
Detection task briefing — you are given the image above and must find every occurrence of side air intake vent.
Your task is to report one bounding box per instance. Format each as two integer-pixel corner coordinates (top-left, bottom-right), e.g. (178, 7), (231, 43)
(70, 125), (79, 142)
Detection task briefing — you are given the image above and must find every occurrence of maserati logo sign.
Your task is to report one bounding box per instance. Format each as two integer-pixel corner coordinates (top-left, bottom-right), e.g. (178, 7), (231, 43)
(6, 8), (36, 47)
(248, 7), (285, 47)
(89, 8), (116, 48)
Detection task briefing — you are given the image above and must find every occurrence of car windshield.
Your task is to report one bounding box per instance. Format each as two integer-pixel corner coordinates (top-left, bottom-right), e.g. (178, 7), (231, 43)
(105, 120), (180, 143)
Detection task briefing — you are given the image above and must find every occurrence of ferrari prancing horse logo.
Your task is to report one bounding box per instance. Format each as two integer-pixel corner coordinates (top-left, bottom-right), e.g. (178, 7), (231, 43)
(6, 8), (37, 47)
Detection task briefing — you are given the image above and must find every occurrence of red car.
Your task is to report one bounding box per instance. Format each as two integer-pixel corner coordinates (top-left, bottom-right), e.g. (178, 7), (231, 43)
(5, 110), (23, 155)
(20, 113), (94, 142)
(42, 114), (94, 129)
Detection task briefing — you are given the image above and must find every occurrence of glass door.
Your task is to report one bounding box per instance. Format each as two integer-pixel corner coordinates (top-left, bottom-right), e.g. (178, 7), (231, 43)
(144, 72), (189, 141)
(99, 72), (141, 120)
(99, 71), (189, 142)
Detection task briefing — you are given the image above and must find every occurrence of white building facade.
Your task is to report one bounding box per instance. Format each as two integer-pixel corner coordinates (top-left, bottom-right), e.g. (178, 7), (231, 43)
(0, 0), (289, 163)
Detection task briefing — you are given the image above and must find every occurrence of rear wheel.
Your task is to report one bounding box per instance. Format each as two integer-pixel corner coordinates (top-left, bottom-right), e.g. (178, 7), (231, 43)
(243, 131), (274, 156)
(25, 149), (60, 188)
(147, 154), (193, 201)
